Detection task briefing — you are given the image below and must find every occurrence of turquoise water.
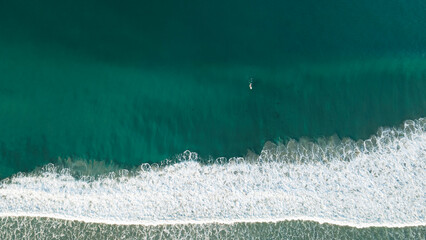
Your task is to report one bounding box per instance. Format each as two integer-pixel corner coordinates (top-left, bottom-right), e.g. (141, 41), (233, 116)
(0, 0), (425, 239)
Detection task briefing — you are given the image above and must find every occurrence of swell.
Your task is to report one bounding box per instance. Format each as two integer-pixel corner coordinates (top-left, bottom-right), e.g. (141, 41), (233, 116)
(0, 118), (424, 228)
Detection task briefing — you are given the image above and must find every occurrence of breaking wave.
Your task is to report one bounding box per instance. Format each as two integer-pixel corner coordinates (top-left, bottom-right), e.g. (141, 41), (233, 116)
(0, 118), (425, 228)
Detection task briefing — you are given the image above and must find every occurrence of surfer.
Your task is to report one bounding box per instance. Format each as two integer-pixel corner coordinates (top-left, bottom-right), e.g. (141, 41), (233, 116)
(249, 78), (254, 90)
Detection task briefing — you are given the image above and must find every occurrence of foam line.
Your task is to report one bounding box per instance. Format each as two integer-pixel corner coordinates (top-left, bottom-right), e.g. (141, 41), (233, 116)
(0, 213), (424, 229)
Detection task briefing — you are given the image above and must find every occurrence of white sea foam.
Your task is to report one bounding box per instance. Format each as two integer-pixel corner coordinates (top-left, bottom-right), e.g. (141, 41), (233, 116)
(0, 119), (425, 228)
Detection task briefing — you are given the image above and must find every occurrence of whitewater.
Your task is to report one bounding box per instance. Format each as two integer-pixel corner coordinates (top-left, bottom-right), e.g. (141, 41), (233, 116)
(0, 118), (424, 228)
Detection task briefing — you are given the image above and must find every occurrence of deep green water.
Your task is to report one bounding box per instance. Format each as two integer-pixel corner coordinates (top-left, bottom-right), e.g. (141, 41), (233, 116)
(0, 0), (425, 176)
(0, 0), (425, 239)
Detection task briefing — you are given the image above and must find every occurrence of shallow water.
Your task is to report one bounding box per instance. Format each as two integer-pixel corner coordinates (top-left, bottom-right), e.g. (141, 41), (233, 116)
(1, 216), (425, 240)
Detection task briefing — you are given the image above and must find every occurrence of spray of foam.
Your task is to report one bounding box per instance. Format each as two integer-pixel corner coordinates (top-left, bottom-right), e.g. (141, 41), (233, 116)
(0, 119), (425, 227)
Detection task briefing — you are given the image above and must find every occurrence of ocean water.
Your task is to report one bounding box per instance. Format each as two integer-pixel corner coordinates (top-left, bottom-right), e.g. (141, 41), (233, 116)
(0, 0), (425, 239)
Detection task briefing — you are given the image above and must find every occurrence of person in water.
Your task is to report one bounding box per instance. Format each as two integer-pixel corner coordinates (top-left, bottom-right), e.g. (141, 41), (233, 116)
(249, 78), (254, 90)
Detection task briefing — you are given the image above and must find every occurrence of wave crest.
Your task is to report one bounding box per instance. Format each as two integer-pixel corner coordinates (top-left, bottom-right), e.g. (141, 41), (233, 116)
(0, 118), (425, 227)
